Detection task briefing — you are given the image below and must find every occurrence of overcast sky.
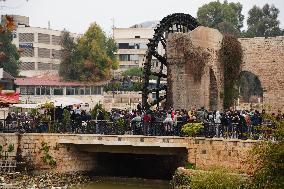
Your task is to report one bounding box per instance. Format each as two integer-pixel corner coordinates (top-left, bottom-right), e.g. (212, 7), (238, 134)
(1, 0), (284, 35)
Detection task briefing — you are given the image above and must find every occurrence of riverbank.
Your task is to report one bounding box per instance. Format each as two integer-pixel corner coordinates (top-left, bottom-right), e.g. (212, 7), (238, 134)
(0, 172), (170, 189)
(0, 172), (91, 189)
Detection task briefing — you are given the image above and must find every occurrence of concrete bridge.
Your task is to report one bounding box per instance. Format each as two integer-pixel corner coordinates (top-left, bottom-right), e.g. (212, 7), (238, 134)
(59, 135), (188, 155)
(0, 133), (258, 178)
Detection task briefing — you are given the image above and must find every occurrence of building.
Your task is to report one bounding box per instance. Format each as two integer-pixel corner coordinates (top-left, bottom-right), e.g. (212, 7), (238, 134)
(1, 15), (80, 77)
(14, 74), (106, 108)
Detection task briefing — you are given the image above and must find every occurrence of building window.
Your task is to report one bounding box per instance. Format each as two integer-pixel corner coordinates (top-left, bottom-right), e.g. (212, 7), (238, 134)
(79, 88), (85, 95)
(19, 33), (34, 42)
(19, 62), (35, 70)
(135, 36), (140, 38)
(36, 87), (41, 95)
(38, 48), (50, 58)
(75, 87), (79, 95)
(66, 87), (75, 95)
(118, 43), (129, 49)
(38, 62), (51, 70)
(91, 86), (102, 95)
(130, 54), (139, 61)
(38, 33), (50, 44)
(20, 87), (27, 95)
(53, 88), (63, 95)
(119, 54), (139, 61)
(21, 48), (34, 57)
(45, 87), (51, 95)
(52, 35), (61, 45)
(27, 86), (35, 95)
(51, 64), (60, 70)
(51, 49), (61, 59)
(85, 87), (91, 95)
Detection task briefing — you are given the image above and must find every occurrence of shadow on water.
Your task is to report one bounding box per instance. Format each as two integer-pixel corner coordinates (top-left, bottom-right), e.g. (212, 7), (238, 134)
(73, 152), (188, 188)
(92, 152), (187, 180)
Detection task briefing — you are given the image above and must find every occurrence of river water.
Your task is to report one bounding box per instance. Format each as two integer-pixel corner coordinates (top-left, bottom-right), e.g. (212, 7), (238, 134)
(75, 177), (170, 189)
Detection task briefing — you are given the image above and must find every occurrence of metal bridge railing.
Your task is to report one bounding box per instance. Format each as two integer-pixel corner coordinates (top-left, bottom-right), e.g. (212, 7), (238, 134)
(0, 119), (276, 139)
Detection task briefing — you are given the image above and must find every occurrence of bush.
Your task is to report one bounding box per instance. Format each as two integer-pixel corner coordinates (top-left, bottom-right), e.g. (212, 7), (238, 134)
(189, 169), (246, 189)
(181, 123), (204, 137)
(171, 170), (191, 188)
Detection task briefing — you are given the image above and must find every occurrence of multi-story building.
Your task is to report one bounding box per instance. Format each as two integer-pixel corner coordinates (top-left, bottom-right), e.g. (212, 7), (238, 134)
(113, 22), (167, 75)
(113, 26), (154, 72)
(1, 15), (80, 77)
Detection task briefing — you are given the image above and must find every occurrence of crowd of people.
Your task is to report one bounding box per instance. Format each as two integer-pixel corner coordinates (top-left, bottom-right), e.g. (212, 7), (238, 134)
(1, 103), (283, 140)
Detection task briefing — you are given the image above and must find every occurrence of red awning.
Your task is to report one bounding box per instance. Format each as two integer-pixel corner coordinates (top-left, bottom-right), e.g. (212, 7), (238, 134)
(0, 92), (19, 104)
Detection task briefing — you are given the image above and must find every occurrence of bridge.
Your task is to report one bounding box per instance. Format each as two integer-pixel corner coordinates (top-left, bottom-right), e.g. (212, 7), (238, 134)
(59, 134), (188, 155)
(0, 133), (257, 178)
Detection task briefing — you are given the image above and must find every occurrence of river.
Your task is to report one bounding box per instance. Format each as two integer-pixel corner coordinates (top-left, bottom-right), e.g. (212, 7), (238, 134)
(74, 177), (170, 189)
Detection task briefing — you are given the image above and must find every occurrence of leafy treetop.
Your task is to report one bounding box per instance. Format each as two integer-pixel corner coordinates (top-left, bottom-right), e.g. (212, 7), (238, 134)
(246, 4), (284, 37)
(59, 23), (118, 82)
(197, 0), (244, 36)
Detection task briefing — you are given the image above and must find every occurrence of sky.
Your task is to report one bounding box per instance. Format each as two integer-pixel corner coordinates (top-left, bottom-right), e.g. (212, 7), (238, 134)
(0, 0), (284, 35)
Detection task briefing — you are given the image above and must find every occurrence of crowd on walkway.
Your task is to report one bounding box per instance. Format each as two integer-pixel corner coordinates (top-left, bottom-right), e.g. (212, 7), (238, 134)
(1, 103), (283, 139)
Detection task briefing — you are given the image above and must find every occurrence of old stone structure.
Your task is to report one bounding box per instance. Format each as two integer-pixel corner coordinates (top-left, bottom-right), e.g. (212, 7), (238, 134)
(0, 134), (256, 174)
(167, 26), (224, 111)
(167, 26), (284, 112)
(239, 37), (284, 112)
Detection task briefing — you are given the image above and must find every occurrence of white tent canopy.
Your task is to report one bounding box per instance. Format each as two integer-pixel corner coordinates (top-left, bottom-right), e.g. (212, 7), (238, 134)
(49, 97), (84, 107)
(11, 104), (39, 109)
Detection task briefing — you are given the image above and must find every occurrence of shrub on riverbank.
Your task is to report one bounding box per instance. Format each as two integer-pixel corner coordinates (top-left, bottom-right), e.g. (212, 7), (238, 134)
(171, 168), (247, 189)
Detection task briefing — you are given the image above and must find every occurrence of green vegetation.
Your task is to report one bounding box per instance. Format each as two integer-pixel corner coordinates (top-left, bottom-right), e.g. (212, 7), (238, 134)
(249, 116), (284, 189)
(122, 67), (143, 78)
(40, 141), (57, 168)
(7, 144), (14, 153)
(181, 123), (204, 137)
(197, 0), (244, 36)
(172, 168), (246, 189)
(219, 34), (243, 109)
(246, 4), (283, 38)
(104, 81), (142, 92)
(91, 103), (109, 120)
(59, 23), (118, 82)
(63, 109), (71, 130)
(0, 16), (20, 76)
(189, 169), (246, 189)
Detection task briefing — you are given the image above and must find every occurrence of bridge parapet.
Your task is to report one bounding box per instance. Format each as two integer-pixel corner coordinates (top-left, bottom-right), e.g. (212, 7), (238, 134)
(58, 135), (189, 148)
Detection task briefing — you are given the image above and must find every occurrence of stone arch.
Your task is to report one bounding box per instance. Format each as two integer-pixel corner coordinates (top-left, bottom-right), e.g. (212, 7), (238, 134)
(209, 68), (218, 110)
(238, 71), (263, 103)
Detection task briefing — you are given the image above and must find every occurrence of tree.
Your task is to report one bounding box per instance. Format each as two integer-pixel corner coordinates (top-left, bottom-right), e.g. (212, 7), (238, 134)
(0, 16), (20, 76)
(77, 23), (118, 81)
(122, 67), (143, 77)
(59, 23), (118, 82)
(246, 4), (283, 37)
(59, 31), (80, 80)
(197, 0), (244, 36)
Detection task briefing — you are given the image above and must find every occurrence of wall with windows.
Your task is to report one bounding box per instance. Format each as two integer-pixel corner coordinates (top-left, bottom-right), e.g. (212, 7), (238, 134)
(16, 85), (104, 109)
(113, 28), (156, 72)
(13, 26), (80, 77)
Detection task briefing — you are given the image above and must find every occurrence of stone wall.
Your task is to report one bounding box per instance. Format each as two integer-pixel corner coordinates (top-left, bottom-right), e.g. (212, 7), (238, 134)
(186, 137), (257, 173)
(239, 37), (284, 112)
(0, 134), (256, 174)
(167, 26), (224, 111)
(0, 133), (96, 172)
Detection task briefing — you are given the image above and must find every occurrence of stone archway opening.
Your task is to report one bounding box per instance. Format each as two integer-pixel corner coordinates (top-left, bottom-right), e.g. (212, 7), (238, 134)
(238, 71), (263, 103)
(209, 69), (218, 111)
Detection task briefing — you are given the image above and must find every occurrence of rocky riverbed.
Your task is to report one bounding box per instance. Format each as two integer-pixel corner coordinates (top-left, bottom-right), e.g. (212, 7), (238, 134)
(0, 172), (91, 189)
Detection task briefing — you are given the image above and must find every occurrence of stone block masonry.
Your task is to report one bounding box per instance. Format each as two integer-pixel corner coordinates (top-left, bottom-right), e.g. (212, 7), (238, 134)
(239, 36), (284, 112)
(0, 134), (257, 174)
(0, 133), (96, 172)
